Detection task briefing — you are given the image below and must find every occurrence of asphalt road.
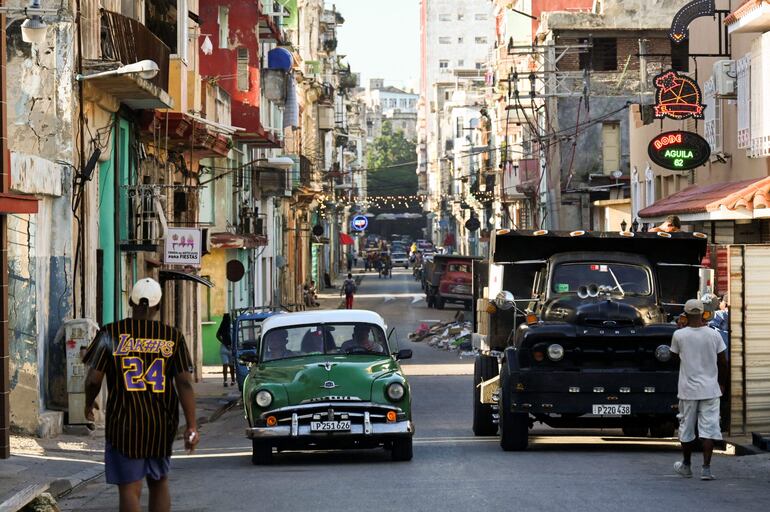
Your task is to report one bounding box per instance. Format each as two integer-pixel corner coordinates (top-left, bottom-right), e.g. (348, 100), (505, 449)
(59, 269), (770, 512)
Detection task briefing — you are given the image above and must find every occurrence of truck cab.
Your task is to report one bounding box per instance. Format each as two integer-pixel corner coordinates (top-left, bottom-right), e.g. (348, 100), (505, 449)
(424, 255), (480, 310)
(472, 229), (707, 450)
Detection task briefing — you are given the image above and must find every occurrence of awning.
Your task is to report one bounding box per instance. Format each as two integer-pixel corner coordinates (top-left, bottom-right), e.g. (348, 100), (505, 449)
(638, 176), (770, 222)
(159, 270), (214, 288)
(339, 232), (355, 245)
(142, 112), (233, 158)
(209, 232), (268, 249)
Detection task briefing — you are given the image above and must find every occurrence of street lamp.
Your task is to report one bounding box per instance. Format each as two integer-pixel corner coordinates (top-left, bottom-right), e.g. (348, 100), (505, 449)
(0, 1), (58, 44)
(75, 60), (160, 81)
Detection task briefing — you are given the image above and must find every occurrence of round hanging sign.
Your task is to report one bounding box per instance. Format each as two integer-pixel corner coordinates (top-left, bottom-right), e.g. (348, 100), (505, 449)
(312, 224), (324, 237)
(647, 130), (711, 171)
(351, 215), (369, 232)
(226, 260), (245, 282)
(465, 217), (481, 232)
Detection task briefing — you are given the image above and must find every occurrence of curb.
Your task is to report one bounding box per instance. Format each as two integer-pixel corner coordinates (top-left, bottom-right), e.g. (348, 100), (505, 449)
(0, 466), (104, 512)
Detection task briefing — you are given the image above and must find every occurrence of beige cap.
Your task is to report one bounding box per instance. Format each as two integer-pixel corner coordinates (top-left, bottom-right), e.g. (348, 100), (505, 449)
(684, 299), (704, 314)
(130, 278), (162, 308)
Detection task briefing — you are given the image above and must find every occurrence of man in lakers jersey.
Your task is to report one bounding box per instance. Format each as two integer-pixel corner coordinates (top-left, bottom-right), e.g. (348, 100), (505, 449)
(83, 278), (199, 512)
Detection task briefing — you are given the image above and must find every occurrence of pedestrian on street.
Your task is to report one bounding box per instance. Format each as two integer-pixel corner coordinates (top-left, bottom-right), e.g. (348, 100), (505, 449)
(671, 298), (728, 481)
(83, 278), (199, 512)
(341, 272), (357, 309)
(216, 313), (235, 387)
(708, 295), (729, 355)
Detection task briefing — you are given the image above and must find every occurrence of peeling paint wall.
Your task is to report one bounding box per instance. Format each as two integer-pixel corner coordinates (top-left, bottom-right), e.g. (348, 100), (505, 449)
(5, 21), (75, 434)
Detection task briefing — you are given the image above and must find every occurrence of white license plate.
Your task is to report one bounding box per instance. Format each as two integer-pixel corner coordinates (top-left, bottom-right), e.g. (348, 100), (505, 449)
(310, 420), (351, 432)
(592, 404), (631, 415)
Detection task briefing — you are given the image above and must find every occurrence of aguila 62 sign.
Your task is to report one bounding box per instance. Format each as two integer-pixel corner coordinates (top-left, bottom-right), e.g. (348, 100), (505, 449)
(648, 131), (711, 171)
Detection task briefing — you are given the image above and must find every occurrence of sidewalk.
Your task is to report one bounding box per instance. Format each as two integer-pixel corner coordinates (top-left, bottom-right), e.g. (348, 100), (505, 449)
(0, 368), (239, 512)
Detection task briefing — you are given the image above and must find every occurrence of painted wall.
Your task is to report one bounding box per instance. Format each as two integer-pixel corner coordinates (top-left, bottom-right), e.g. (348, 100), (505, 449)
(5, 21), (76, 435)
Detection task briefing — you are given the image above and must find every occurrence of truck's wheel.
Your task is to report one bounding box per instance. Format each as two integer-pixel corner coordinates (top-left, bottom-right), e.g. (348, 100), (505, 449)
(499, 369), (528, 451)
(435, 297), (445, 309)
(391, 438), (413, 461)
(251, 440), (273, 465)
(473, 355), (498, 436)
(650, 420), (676, 438)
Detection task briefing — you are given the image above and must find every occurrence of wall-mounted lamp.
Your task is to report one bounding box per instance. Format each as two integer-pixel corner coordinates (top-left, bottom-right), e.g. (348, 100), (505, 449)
(75, 60), (159, 81)
(0, 1), (59, 44)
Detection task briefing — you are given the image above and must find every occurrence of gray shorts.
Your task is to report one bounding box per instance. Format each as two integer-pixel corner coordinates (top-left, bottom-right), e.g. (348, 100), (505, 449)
(219, 344), (233, 365)
(677, 398), (722, 443)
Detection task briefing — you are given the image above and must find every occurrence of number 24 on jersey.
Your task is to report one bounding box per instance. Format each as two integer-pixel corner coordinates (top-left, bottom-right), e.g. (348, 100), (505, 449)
(122, 357), (166, 392)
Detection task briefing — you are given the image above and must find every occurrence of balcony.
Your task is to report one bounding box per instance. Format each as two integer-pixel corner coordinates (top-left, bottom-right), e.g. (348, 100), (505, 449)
(82, 9), (173, 109)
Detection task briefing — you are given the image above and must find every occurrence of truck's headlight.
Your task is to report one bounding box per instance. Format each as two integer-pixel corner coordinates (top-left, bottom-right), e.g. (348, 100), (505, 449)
(655, 345), (672, 362)
(547, 344), (564, 361)
(386, 382), (405, 401)
(255, 390), (273, 408)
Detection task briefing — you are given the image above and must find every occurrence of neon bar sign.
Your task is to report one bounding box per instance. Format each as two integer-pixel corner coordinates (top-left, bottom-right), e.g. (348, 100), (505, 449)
(648, 131), (711, 171)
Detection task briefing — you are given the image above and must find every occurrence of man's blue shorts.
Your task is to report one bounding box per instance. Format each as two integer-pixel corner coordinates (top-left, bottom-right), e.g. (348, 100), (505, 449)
(105, 441), (171, 485)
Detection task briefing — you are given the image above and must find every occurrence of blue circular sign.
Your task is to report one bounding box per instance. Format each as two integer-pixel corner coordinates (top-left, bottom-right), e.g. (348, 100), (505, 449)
(351, 215), (369, 231)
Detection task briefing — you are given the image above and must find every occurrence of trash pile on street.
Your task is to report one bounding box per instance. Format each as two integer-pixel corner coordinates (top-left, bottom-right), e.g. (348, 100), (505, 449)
(409, 317), (474, 353)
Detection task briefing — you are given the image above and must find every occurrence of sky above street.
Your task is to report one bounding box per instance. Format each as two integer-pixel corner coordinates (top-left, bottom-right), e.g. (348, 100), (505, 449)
(327, 0), (419, 92)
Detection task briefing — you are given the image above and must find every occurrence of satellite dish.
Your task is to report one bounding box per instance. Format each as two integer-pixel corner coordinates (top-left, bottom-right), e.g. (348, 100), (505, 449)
(226, 260), (245, 282)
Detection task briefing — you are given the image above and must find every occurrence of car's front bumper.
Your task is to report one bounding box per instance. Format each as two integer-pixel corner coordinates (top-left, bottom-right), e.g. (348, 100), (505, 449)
(245, 401), (414, 441)
(246, 420), (414, 439)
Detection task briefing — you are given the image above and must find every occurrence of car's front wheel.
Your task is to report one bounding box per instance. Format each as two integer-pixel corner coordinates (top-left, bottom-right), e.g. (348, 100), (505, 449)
(251, 440), (273, 465)
(391, 438), (413, 461)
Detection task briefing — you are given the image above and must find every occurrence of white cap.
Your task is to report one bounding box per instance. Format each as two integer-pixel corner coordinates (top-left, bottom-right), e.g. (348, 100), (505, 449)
(684, 298), (704, 314)
(130, 278), (162, 308)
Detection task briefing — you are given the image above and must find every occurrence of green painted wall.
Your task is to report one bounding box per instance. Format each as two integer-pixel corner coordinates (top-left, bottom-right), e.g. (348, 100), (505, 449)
(98, 124), (116, 325)
(203, 315), (224, 366)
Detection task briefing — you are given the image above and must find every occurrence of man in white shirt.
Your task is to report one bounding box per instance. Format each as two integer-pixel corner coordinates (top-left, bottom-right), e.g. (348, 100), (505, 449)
(670, 298), (728, 481)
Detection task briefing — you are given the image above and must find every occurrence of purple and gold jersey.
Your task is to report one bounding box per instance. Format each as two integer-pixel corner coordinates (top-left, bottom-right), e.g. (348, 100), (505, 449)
(83, 319), (192, 459)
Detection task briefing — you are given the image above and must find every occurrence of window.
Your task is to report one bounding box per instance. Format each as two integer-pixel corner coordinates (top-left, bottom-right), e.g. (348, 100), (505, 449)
(475, 61), (484, 70)
(475, 13), (488, 21)
(218, 6), (229, 49)
(457, 36), (464, 44)
(602, 122), (621, 173)
(458, 13), (465, 21)
(439, 13), (452, 21)
(551, 263), (651, 296)
(579, 38), (617, 71)
(439, 36), (452, 44)
(737, 54), (751, 150)
(439, 60), (449, 70)
(671, 40), (689, 72)
(261, 323), (388, 361)
(475, 36), (488, 44)
(458, 59), (465, 67)
(237, 48), (249, 91)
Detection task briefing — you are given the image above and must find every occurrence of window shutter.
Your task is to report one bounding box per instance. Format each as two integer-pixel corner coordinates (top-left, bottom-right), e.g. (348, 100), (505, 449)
(750, 34), (770, 158)
(737, 54), (751, 150)
(703, 77), (722, 154)
(237, 48), (249, 92)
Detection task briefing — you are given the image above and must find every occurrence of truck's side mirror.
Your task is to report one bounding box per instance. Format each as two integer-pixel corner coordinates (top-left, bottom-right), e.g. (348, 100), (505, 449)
(495, 291), (516, 310)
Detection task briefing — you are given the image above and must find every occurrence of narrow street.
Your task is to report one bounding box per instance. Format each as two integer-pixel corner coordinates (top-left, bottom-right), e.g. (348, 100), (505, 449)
(59, 272), (769, 512)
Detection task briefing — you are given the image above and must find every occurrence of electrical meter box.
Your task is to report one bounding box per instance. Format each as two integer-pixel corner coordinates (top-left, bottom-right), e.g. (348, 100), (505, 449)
(65, 318), (99, 424)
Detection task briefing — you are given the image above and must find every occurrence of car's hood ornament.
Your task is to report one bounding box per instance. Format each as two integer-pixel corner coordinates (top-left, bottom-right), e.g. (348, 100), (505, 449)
(321, 361), (336, 372)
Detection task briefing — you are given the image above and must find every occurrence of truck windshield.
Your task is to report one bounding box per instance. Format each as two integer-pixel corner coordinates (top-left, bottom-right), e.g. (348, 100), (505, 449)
(551, 263), (651, 296)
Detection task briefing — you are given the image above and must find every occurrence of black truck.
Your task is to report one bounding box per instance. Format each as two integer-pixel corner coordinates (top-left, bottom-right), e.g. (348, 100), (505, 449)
(472, 229), (707, 450)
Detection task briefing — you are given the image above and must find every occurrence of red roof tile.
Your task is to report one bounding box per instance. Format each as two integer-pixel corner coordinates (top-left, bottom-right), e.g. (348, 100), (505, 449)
(725, 0), (768, 25)
(638, 176), (770, 218)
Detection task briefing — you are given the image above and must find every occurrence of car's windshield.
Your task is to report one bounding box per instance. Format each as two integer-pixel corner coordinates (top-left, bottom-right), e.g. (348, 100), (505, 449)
(237, 320), (263, 351)
(261, 323), (389, 362)
(551, 263), (651, 296)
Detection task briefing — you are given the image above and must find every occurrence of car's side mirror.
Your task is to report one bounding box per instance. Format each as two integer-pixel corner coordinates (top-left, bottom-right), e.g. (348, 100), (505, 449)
(239, 353), (259, 364)
(395, 349), (413, 360)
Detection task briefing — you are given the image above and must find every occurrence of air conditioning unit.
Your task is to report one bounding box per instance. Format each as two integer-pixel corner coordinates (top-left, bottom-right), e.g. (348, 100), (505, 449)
(713, 60), (737, 97)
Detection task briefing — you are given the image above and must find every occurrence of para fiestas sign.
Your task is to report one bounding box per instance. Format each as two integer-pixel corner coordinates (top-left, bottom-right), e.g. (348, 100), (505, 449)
(164, 228), (202, 266)
(647, 131), (711, 171)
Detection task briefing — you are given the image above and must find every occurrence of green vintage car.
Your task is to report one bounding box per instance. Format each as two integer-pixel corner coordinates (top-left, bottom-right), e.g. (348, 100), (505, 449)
(241, 309), (414, 464)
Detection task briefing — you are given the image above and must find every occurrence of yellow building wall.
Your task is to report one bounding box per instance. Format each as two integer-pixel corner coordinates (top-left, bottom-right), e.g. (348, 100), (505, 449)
(201, 248), (228, 365)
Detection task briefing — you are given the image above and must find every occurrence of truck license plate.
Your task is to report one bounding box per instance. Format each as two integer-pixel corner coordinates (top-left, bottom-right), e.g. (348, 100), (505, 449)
(592, 404), (631, 415)
(310, 420), (351, 432)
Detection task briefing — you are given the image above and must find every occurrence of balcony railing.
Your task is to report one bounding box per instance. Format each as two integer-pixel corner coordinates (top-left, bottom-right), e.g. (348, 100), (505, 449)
(101, 9), (170, 91)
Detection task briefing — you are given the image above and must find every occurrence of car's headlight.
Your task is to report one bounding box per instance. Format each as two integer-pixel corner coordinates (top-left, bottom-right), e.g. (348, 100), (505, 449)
(655, 345), (672, 362)
(255, 390), (273, 408)
(547, 344), (565, 361)
(386, 382), (405, 401)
